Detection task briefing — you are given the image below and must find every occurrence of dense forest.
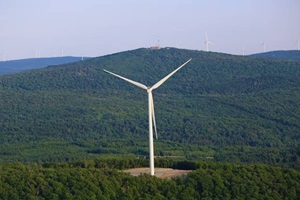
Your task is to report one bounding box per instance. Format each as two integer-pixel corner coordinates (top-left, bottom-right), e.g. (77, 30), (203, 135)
(0, 48), (299, 169)
(0, 158), (299, 199)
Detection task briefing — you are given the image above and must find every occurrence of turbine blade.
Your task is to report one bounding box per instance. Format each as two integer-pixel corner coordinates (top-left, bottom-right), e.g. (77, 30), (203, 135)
(103, 69), (148, 90)
(149, 92), (158, 139)
(205, 33), (208, 41)
(208, 41), (215, 45)
(151, 59), (192, 90)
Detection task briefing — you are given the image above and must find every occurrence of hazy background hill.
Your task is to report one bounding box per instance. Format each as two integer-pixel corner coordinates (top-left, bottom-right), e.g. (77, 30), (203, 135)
(0, 56), (90, 75)
(251, 50), (300, 61)
(0, 48), (299, 168)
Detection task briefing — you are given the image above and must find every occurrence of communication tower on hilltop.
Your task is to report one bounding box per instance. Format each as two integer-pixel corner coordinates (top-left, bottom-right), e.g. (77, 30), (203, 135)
(149, 39), (161, 50)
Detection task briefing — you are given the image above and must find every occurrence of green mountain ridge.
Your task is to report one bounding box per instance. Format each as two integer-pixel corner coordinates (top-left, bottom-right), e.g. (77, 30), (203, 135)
(0, 48), (299, 168)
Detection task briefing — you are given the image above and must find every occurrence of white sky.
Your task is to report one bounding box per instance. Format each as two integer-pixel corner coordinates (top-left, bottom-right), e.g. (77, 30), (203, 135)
(0, 0), (300, 60)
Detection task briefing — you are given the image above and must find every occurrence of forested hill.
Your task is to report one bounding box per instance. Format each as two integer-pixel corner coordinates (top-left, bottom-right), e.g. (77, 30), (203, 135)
(1, 160), (299, 199)
(0, 56), (90, 75)
(0, 47), (299, 168)
(251, 50), (300, 61)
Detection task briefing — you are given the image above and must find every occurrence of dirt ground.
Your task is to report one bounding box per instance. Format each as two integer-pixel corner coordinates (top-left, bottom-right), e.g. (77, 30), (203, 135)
(123, 168), (193, 179)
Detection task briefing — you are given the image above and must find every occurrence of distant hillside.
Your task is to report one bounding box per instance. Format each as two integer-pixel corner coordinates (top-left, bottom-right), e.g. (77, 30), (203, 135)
(0, 47), (299, 168)
(251, 50), (300, 61)
(0, 56), (90, 75)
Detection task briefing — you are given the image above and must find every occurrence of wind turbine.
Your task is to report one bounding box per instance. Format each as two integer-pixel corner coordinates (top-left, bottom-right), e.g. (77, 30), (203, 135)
(261, 42), (266, 53)
(2, 53), (6, 62)
(242, 46), (245, 56)
(297, 38), (300, 51)
(103, 59), (192, 176)
(204, 33), (214, 52)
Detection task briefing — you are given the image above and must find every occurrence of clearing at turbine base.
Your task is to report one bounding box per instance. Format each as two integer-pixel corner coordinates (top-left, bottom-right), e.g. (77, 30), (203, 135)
(104, 58), (192, 176)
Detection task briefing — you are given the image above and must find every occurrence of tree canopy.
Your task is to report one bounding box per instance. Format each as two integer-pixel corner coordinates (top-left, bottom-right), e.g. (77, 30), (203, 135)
(0, 159), (299, 199)
(0, 48), (299, 168)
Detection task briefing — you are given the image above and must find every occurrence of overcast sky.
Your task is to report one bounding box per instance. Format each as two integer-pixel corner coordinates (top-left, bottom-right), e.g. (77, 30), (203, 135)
(1, 0), (299, 60)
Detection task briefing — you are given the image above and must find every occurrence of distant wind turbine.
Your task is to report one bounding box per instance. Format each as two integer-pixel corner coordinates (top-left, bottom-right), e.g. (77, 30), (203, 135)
(81, 52), (84, 61)
(261, 42), (266, 53)
(157, 39), (160, 49)
(298, 38), (300, 51)
(104, 59), (192, 176)
(204, 33), (214, 52)
(35, 51), (41, 58)
(2, 54), (6, 62)
(242, 46), (245, 56)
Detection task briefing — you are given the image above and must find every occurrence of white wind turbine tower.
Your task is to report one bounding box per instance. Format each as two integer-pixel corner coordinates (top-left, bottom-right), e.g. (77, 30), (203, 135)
(204, 33), (214, 52)
(2, 53), (6, 62)
(104, 59), (192, 176)
(261, 42), (266, 53)
(242, 46), (245, 56)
